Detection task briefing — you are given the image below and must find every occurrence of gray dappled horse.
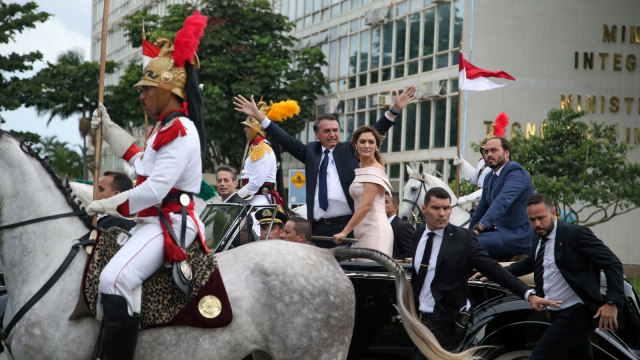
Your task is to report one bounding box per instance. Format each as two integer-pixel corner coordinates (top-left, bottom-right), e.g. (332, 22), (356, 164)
(399, 163), (472, 227)
(0, 131), (480, 360)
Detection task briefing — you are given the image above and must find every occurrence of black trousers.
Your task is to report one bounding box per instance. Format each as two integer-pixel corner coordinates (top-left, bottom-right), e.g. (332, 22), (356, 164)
(530, 304), (595, 360)
(412, 312), (464, 360)
(310, 217), (352, 248)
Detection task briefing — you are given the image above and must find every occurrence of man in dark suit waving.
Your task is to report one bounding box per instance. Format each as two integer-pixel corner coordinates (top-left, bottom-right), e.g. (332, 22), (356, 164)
(469, 136), (534, 258)
(234, 86), (416, 246)
(503, 193), (624, 359)
(410, 187), (551, 356)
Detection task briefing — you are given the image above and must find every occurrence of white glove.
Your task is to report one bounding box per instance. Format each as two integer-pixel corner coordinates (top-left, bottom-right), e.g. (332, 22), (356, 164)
(236, 186), (253, 200)
(86, 191), (130, 217)
(92, 103), (136, 159)
(456, 157), (476, 180)
(458, 189), (482, 205)
(453, 156), (463, 166)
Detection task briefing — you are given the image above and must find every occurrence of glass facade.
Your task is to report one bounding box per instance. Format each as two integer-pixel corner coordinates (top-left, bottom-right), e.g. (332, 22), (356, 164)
(276, 0), (465, 189)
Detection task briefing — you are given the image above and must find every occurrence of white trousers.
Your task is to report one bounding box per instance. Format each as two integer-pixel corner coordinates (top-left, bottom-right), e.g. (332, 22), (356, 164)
(99, 213), (203, 315)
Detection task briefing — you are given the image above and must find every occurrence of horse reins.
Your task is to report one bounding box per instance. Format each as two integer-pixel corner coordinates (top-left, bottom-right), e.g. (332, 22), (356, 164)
(0, 134), (94, 356)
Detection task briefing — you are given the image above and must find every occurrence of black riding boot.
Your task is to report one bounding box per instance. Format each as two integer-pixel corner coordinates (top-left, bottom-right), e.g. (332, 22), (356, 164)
(92, 293), (140, 360)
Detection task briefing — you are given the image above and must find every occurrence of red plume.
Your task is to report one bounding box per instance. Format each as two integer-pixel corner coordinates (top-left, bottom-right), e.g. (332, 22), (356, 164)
(173, 11), (208, 67)
(493, 112), (509, 137)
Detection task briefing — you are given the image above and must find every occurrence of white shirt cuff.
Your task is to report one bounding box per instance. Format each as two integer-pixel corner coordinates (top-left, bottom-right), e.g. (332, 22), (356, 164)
(261, 118), (271, 128)
(384, 112), (395, 121)
(524, 289), (534, 301)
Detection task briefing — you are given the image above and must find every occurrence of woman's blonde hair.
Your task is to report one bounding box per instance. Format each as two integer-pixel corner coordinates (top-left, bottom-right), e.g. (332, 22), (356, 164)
(351, 125), (384, 165)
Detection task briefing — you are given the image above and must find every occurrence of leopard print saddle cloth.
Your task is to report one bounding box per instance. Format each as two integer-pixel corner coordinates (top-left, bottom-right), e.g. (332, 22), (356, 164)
(73, 227), (232, 329)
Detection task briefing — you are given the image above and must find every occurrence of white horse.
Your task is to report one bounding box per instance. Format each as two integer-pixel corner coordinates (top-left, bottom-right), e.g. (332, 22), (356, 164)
(398, 163), (472, 227)
(0, 132), (479, 360)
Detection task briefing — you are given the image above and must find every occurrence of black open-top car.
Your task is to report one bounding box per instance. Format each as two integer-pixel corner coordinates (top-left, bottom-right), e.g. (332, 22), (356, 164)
(201, 202), (640, 360)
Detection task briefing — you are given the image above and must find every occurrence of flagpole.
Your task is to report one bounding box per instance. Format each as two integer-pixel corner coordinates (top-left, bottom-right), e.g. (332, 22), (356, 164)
(456, 46), (462, 199)
(142, 19), (149, 138)
(93, 0), (110, 227)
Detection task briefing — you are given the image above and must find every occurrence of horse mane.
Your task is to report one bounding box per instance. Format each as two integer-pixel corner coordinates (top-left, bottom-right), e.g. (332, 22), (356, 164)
(0, 130), (93, 229)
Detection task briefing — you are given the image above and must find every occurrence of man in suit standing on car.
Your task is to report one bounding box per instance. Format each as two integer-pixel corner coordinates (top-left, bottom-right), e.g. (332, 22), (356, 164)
(233, 86), (417, 247)
(503, 193), (624, 360)
(410, 187), (553, 356)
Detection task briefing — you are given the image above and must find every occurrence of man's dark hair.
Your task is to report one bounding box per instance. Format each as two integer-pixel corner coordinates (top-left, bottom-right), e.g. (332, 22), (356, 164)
(423, 187), (451, 206)
(215, 164), (238, 181)
(388, 191), (400, 206)
(103, 171), (133, 192)
(289, 216), (312, 239)
(526, 193), (554, 210)
(313, 113), (339, 132)
(486, 136), (511, 153)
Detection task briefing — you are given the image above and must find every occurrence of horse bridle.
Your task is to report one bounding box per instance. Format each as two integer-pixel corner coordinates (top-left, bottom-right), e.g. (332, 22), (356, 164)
(0, 134), (94, 356)
(402, 174), (428, 224)
(401, 174), (472, 227)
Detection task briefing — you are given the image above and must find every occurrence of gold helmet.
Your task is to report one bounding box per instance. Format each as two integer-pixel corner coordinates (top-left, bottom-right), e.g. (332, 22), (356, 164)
(134, 38), (196, 100)
(241, 100), (271, 139)
(241, 99), (301, 140)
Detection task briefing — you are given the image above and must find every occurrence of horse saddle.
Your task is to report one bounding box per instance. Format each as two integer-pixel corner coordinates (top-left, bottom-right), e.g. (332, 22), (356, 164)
(70, 227), (233, 330)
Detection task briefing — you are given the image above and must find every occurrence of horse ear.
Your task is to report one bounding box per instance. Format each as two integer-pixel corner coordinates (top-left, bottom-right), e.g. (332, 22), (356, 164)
(62, 175), (69, 187)
(418, 162), (424, 175)
(406, 164), (413, 177)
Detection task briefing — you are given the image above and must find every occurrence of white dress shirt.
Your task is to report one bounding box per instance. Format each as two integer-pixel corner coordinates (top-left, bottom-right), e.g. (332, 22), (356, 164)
(312, 146), (352, 220)
(537, 221), (583, 310)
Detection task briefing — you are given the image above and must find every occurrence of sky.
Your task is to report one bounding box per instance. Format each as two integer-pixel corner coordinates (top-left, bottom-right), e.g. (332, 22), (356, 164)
(0, 0), (92, 148)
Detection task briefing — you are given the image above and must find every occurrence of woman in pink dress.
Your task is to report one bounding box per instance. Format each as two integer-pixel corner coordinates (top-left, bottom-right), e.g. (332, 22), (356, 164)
(332, 125), (394, 257)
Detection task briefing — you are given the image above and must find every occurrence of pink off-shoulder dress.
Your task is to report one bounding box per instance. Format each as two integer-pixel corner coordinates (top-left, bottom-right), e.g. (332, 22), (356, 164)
(349, 167), (394, 257)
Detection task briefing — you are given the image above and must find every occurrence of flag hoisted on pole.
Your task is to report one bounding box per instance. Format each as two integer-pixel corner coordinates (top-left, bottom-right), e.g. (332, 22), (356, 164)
(458, 53), (515, 91)
(456, 52), (515, 197)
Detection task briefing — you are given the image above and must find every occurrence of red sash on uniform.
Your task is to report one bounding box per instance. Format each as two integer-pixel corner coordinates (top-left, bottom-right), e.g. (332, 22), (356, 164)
(136, 176), (209, 264)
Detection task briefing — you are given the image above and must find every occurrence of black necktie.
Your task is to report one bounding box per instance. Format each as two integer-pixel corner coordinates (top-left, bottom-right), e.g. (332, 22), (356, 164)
(318, 149), (330, 211)
(534, 237), (549, 298)
(415, 232), (435, 295)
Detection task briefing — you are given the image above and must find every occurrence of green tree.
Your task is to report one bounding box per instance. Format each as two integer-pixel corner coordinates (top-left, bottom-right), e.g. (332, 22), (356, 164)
(24, 50), (117, 178)
(510, 109), (640, 226)
(116, 1), (328, 171)
(8, 130), (85, 179)
(0, 1), (50, 111)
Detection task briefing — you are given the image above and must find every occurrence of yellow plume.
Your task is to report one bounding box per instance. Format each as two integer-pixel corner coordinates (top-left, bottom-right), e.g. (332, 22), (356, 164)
(266, 100), (300, 122)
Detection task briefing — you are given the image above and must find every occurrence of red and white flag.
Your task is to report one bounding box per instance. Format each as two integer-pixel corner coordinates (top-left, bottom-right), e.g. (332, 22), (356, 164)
(142, 38), (161, 69)
(458, 53), (515, 91)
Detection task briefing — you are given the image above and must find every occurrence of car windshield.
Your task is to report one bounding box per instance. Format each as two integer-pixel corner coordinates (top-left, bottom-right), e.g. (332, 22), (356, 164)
(200, 203), (246, 251)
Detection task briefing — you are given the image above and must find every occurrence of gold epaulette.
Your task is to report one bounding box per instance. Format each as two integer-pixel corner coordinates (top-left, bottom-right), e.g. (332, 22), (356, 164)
(249, 141), (272, 161)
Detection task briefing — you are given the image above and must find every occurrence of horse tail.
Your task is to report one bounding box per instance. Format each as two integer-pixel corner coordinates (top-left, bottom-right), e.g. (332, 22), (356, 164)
(332, 247), (484, 360)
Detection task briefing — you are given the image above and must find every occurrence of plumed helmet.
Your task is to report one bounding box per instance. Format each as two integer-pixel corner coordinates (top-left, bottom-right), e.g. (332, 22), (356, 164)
(134, 38), (190, 99)
(241, 99), (300, 140)
(241, 100), (270, 138)
(480, 112), (509, 152)
(134, 10), (207, 101)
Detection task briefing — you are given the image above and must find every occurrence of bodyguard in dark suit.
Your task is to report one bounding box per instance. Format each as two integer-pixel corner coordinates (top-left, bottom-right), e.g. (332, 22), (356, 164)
(385, 191), (415, 259)
(503, 193), (624, 359)
(233, 87), (417, 246)
(469, 136), (534, 258)
(410, 187), (549, 356)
